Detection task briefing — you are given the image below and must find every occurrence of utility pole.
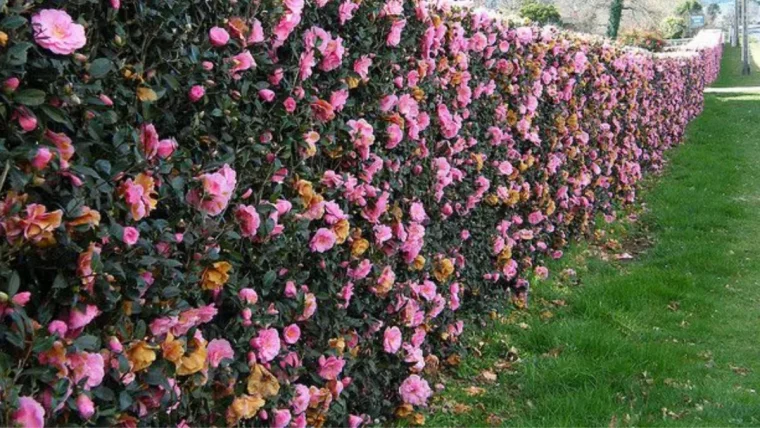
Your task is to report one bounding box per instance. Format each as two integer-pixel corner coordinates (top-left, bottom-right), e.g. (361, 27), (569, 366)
(743, 0), (751, 75)
(733, 0), (739, 47)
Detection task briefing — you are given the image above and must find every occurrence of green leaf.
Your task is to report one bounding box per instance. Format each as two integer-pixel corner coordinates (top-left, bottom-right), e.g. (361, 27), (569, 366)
(7, 42), (32, 66)
(89, 58), (113, 79)
(40, 105), (73, 129)
(7, 271), (19, 296)
(118, 391), (133, 410)
(73, 334), (100, 351)
(263, 270), (276, 288)
(0, 15), (27, 30)
(14, 89), (46, 106)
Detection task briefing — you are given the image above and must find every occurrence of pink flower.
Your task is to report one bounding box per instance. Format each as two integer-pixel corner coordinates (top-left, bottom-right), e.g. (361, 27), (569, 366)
(347, 119), (375, 161)
(339, 1), (360, 25)
(186, 164), (237, 216)
(310, 228), (337, 253)
(291, 384), (311, 414)
(374, 225), (392, 245)
(15, 107), (37, 132)
(410, 202), (426, 222)
(32, 9), (86, 55)
(317, 355), (345, 380)
(99, 94), (114, 106)
(386, 124), (403, 149)
(272, 409), (292, 428)
(157, 138), (177, 159)
(383, 326), (402, 353)
(348, 414), (364, 428)
(48, 320), (67, 336)
(251, 328), (281, 362)
(229, 50), (256, 76)
(76, 394), (95, 419)
(31, 147), (53, 170)
(387, 19), (406, 47)
(235, 205), (261, 239)
(209, 27), (230, 46)
(139, 123), (159, 160)
(207, 338), (234, 368)
(68, 304), (100, 330)
(353, 56), (372, 80)
(399, 375), (432, 406)
(109, 0), (120, 9)
(4, 77), (20, 93)
(284, 97), (297, 113)
(259, 89), (276, 102)
(122, 226), (140, 246)
(239, 288), (259, 304)
(12, 292), (31, 307)
(283, 324), (301, 344)
(12, 397), (45, 428)
(249, 19), (265, 44)
(188, 85), (205, 102)
(68, 352), (105, 389)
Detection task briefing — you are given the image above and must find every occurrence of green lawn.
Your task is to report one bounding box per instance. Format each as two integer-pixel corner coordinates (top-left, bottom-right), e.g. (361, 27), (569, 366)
(711, 42), (760, 87)
(425, 50), (760, 426)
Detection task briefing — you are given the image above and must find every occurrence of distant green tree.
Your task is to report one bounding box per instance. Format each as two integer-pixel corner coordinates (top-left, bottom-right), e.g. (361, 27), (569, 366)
(676, 0), (703, 16)
(519, 1), (562, 26)
(661, 15), (687, 39)
(706, 3), (720, 25)
(607, 0), (624, 39)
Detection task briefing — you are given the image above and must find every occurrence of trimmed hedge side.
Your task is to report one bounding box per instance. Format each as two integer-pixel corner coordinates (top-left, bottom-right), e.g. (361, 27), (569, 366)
(0, 0), (720, 426)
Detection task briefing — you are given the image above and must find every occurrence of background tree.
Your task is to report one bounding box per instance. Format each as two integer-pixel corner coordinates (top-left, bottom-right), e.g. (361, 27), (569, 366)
(706, 3), (721, 26)
(607, 0), (624, 38)
(661, 15), (687, 39)
(675, 0), (703, 16)
(519, 0), (563, 25)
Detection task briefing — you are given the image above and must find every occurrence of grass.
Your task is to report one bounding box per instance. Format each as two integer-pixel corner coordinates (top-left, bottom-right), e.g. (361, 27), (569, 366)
(711, 42), (760, 87)
(425, 48), (760, 426)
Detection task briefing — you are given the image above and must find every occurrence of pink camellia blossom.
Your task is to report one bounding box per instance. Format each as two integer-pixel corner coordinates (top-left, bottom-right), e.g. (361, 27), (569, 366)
(188, 85), (205, 102)
(209, 27), (230, 46)
(68, 352), (105, 389)
(348, 414), (364, 428)
(283, 324), (301, 344)
(399, 375), (432, 406)
(291, 384), (311, 414)
(68, 304), (100, 330)
(248, 19), (265, 44)
(15, 107), (37, 132)
(139, 123), (159, 160)
(235, 205), (261, 239)
(383, 326), (402, 353)
(284, 97), (297, 113)
(251, 328), (281, 362)
(310, 228), (337, 253)
(31, 147), (53, 170)
(410, 202), (426, 222)
(48, 320), (68, 336)
(386, 19), (406, 47)
(99, 94), (114, 106)
(239, 288), (258, 304)
(109, 0), (120, 9)
(259, 89), (276, 102)
(31, 9), (86, 55)
(76, 394), (95, 419)
(12, 396), (45, 428)
(272, 409), (292, 428)
(122, 226), (140, 246)
(339, 1), (360, 25)
(317, 355), (345, 380)
(157, 138), (177, 159)
(229, 50), (256, 76)
(4, 77), (20, 93)
(207, 338), (234, 368)
(386, 123), (403, 149)
(186, 164), (237, 216)
(12, 292), (31, 307)
(353, 56), (372, 80)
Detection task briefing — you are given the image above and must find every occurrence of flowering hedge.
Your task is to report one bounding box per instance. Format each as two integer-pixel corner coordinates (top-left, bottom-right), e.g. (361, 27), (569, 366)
(0, 0), (721, 426)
